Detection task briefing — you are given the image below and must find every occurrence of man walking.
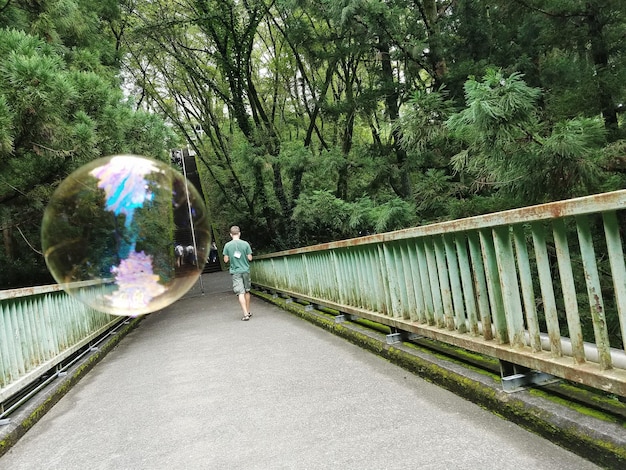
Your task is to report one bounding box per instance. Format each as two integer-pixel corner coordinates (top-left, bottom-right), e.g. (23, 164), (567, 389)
(223, 225), (253, 321)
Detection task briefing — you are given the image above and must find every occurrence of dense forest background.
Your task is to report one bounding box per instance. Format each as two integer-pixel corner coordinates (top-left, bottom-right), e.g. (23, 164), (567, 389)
(1, 0), (625, 288)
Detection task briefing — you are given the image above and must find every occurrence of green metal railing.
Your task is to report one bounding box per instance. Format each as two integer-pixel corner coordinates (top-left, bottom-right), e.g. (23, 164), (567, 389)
(0, 284), (124, 417)
(251, 190), (626, 397)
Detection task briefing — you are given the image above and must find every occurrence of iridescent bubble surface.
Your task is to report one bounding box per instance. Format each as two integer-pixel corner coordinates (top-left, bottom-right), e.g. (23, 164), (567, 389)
(41, 155), (210, 316)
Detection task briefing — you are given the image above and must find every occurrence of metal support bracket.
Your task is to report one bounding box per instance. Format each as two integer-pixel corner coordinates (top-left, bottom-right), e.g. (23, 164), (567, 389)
(386, 327), (405, 344)
(304, 304), (314, 312)
(385, 326), (424, 344)
(386, 332), (403, 344)
(0, 418), (10, 426)
(405, 332), (424, 341)
(334, 313), (358, 323)
(285, 297), (293, 304)
(500, 360), (559, 393)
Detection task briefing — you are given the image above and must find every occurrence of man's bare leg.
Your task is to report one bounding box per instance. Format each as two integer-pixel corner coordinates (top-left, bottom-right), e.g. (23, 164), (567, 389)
(238, 293), (248, 316)
(244, 292), (251, 315)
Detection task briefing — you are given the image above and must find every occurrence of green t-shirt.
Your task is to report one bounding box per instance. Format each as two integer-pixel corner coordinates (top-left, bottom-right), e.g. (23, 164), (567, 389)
(223, 239), (252, 274)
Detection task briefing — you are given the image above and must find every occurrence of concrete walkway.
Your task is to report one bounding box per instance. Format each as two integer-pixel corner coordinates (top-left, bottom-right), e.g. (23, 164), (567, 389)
(0, 272), (601, 469)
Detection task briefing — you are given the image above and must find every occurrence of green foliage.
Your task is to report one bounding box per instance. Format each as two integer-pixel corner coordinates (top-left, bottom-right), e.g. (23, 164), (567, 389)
(539, 49), (600, 121)
(447, 69), (542, 144)
(447, 69), (608, 205)
(0, 94), (13, 153)
(291, 190), (416, 245)
(397, 89), (457, 155)
(370, 197), (416, 233)
(0, 9), (175, 288)
(292, 190), (351, 244)
(2, 0), (625, 286)
(412, 169), (457, 221)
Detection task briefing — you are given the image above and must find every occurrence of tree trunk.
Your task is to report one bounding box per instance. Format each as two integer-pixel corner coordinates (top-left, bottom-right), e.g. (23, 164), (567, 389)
(586, 4), (619, 139)
(3, 225), (13, 261)
(378, 41), (411, 199)
(422, 0), (448, 87)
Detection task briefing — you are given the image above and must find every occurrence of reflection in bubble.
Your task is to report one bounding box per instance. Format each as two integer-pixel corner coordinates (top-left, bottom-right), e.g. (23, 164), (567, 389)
(41, 155), (210, 316)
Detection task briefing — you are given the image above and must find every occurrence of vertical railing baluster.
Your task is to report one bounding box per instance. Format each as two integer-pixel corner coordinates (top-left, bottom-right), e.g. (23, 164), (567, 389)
(602, 211), (626, 354)
(369, 246), (383, 314)
(22, 299), (37, 369)
(313, 253), (322, 299)
(284, 257), (292, 292)
(531, 222), (563, 357)
(269, 258), (277, 288)
(424, 237), (444, 327)
(52, 295), (65, 354)
(303, 254), (312, 298)
(433, 235), (454, 330)
(382, 243), (402, 318)
(407, 241), (426, 323)
(576, 215), (612, 369)
(41, 295), (54, 361)
(332, 250), (345, 307)
(512, 225), (542, 352)
(368, 247), (384, 313)
(292, 256), (301, 293)
(310, 253), (318, 298)
(343, 250), (353, 305)
(357, 248), (370, 310)
(480, 229), (508, 344)
(299, 255), (305, 293)
(350, 249), (360, 306)
(348, 249), (360, 306)
(375, 245), (391, 317)
(493, 226), (525, 348)
(342, 250), (353, 305)
(353, 249), (365, 309)
(310, 253), (319, 298)
(326, 252), (334, 299)
(9, 303), (26, 376)
(314, 253), (322, 300)
(552, 219), (586, 364)
(456, 234), (479, 335)
(444, 234), (466, 333)
(434, 236), (454, 330)
(392, 243), (405, 318)
(467, 231), (492, 340)
(398, 242), (416, 321)
(415, 239), (435, 325)
(0, 303), (11, 384)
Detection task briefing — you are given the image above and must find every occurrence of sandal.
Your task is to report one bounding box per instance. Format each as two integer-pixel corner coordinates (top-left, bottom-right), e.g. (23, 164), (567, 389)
(241, 314), (251, 321)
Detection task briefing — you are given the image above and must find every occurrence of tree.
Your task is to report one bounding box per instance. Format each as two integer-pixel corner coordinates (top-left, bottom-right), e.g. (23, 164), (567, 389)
(448, 0), (626, 139)
(0, 1), (176, 288)
(447, 69), (605, 205)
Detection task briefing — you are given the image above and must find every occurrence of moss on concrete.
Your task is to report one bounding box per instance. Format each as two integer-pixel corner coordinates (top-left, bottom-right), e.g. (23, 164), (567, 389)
(529, 388), (622, 424)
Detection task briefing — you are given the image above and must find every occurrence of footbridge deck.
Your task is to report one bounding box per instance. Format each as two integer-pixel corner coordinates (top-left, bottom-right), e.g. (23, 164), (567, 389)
(0, 272), (616, 469)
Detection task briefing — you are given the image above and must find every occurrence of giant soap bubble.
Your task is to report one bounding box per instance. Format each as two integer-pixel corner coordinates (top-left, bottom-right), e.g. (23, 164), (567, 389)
(41, 155), (210, 316)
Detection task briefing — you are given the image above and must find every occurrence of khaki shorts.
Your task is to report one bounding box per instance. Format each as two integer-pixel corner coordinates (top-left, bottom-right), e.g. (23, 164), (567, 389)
(231, 272), (251, 295)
